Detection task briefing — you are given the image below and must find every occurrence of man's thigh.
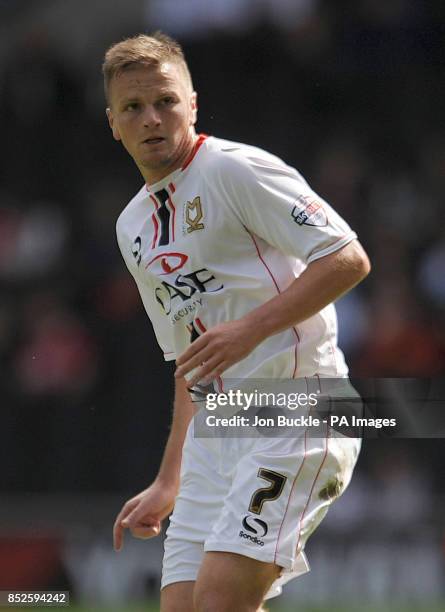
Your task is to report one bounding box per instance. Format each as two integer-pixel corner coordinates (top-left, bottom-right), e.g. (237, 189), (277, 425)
(194, 551), (280, 612)
(161, 563), (273, 612)
(161, 581), (195, 612)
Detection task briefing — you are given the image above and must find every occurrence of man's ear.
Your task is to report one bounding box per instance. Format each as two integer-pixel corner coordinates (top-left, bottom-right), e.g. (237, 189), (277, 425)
(190, 92), (198, 126)
(106, 107), (121, 141)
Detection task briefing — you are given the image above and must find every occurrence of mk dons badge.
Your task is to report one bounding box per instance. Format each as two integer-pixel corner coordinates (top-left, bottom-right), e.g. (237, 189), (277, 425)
(184, 196), (205, 234)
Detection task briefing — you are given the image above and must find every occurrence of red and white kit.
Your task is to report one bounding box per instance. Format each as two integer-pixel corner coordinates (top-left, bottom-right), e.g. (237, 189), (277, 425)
(117, 135), (361, 599)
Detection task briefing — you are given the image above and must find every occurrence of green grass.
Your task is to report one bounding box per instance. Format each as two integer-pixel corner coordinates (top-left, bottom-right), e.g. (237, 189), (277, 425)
(24, 602), (444, 612)
(270, 607), (445, 612)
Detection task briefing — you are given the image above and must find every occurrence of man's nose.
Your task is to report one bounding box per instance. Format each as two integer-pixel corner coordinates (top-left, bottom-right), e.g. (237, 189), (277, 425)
(142, 106), (161, 128)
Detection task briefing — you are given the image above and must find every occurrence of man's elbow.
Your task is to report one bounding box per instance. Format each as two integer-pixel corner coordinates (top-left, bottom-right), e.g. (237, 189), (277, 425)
(348, 240), (371, 284)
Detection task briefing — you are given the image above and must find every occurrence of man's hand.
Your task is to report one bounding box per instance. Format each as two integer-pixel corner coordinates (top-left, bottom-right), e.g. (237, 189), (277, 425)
(113, 480), (177, 551)
(174, 241), (370, 387)
(175, 319), (262, 387)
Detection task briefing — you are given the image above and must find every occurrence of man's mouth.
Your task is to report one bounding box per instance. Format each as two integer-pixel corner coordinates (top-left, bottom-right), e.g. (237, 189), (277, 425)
(143, 137), (165, 145)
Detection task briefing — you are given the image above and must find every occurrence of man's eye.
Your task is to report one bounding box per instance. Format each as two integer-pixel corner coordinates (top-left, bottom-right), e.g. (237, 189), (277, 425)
(160, 97), (175, 106)
(125, 103), (139, 111)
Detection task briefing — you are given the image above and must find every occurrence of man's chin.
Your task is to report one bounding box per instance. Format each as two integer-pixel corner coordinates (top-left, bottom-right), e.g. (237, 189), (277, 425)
(140, 155), (171, 170)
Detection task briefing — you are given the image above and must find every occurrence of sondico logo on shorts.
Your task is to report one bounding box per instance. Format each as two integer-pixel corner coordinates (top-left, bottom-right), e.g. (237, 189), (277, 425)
(239, 516), (268, 547)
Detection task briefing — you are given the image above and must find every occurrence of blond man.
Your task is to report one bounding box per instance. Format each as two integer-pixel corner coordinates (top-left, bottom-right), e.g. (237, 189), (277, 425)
(104, 32), (370, 612)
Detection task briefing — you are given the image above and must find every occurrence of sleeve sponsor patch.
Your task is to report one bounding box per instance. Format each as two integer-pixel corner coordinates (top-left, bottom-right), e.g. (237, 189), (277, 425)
(291, 195), (328, 227)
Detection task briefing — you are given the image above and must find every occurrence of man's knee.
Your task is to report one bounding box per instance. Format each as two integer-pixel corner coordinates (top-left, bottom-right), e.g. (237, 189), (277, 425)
(194, 583), (260, 612)
(194, 588), (268, 612)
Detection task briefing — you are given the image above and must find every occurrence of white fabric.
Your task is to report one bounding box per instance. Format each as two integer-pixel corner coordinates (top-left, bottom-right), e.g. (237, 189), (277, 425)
(116, 135), (357, 380)
(162, 415), (361, 600)
(116, 135), (362, 599)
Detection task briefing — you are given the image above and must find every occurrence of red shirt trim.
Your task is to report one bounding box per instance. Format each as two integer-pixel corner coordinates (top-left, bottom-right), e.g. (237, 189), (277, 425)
(149, 194), (160, 249)
(181, 133), (208, 171)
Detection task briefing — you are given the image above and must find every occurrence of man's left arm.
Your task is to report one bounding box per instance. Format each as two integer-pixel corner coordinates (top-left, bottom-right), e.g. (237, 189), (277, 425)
(175, 239), (370, 386)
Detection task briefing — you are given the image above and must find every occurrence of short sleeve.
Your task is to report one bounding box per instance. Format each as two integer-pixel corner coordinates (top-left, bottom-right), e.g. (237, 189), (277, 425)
(220, 153), (357, 264)
(116, 225), (176, 361)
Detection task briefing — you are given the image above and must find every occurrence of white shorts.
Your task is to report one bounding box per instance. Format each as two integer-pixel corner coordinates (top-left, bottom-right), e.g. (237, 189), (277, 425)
(161, 409), (361, 600)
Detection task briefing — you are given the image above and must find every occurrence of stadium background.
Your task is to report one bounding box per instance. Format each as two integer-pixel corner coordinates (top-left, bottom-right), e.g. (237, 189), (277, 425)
(0, 0), (444, 610)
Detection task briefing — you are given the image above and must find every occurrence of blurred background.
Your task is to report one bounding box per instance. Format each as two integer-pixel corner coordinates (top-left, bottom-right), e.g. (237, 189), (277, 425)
(0, 0), (444, 610)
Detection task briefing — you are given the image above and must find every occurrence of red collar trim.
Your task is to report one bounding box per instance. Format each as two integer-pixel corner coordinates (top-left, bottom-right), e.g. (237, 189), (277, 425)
(181, 133), (208, 171)
(145, 134), (209, 192)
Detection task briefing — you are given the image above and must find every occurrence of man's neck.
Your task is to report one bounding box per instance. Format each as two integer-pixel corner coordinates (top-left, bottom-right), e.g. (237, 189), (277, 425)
(141, 129), (199, 187)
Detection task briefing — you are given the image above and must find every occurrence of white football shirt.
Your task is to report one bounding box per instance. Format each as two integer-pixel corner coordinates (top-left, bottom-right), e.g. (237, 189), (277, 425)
(116, 135), (357, 383)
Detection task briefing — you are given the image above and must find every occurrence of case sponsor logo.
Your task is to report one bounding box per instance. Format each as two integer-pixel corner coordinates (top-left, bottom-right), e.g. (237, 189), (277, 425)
(145, 252), (188, 275)
(154, 267), (223, 316)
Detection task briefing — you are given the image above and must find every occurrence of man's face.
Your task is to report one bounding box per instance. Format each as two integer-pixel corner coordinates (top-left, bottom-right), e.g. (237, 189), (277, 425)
(106, 62), (197, 183)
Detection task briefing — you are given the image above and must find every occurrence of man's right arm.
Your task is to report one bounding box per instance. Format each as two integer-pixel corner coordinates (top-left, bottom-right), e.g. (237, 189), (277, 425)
(113, 376), (195, 551)
(157, 376), (195, 491)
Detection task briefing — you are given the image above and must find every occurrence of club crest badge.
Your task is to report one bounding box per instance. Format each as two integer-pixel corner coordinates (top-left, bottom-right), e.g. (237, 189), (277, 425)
(184, 196), (205, 234)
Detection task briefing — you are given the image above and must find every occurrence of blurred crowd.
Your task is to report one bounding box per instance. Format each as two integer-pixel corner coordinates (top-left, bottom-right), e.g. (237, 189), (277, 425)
(0, 0), (444, 494)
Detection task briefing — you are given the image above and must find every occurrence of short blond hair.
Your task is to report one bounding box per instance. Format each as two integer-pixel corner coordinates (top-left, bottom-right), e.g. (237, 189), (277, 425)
(102, 32), (193, 103)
